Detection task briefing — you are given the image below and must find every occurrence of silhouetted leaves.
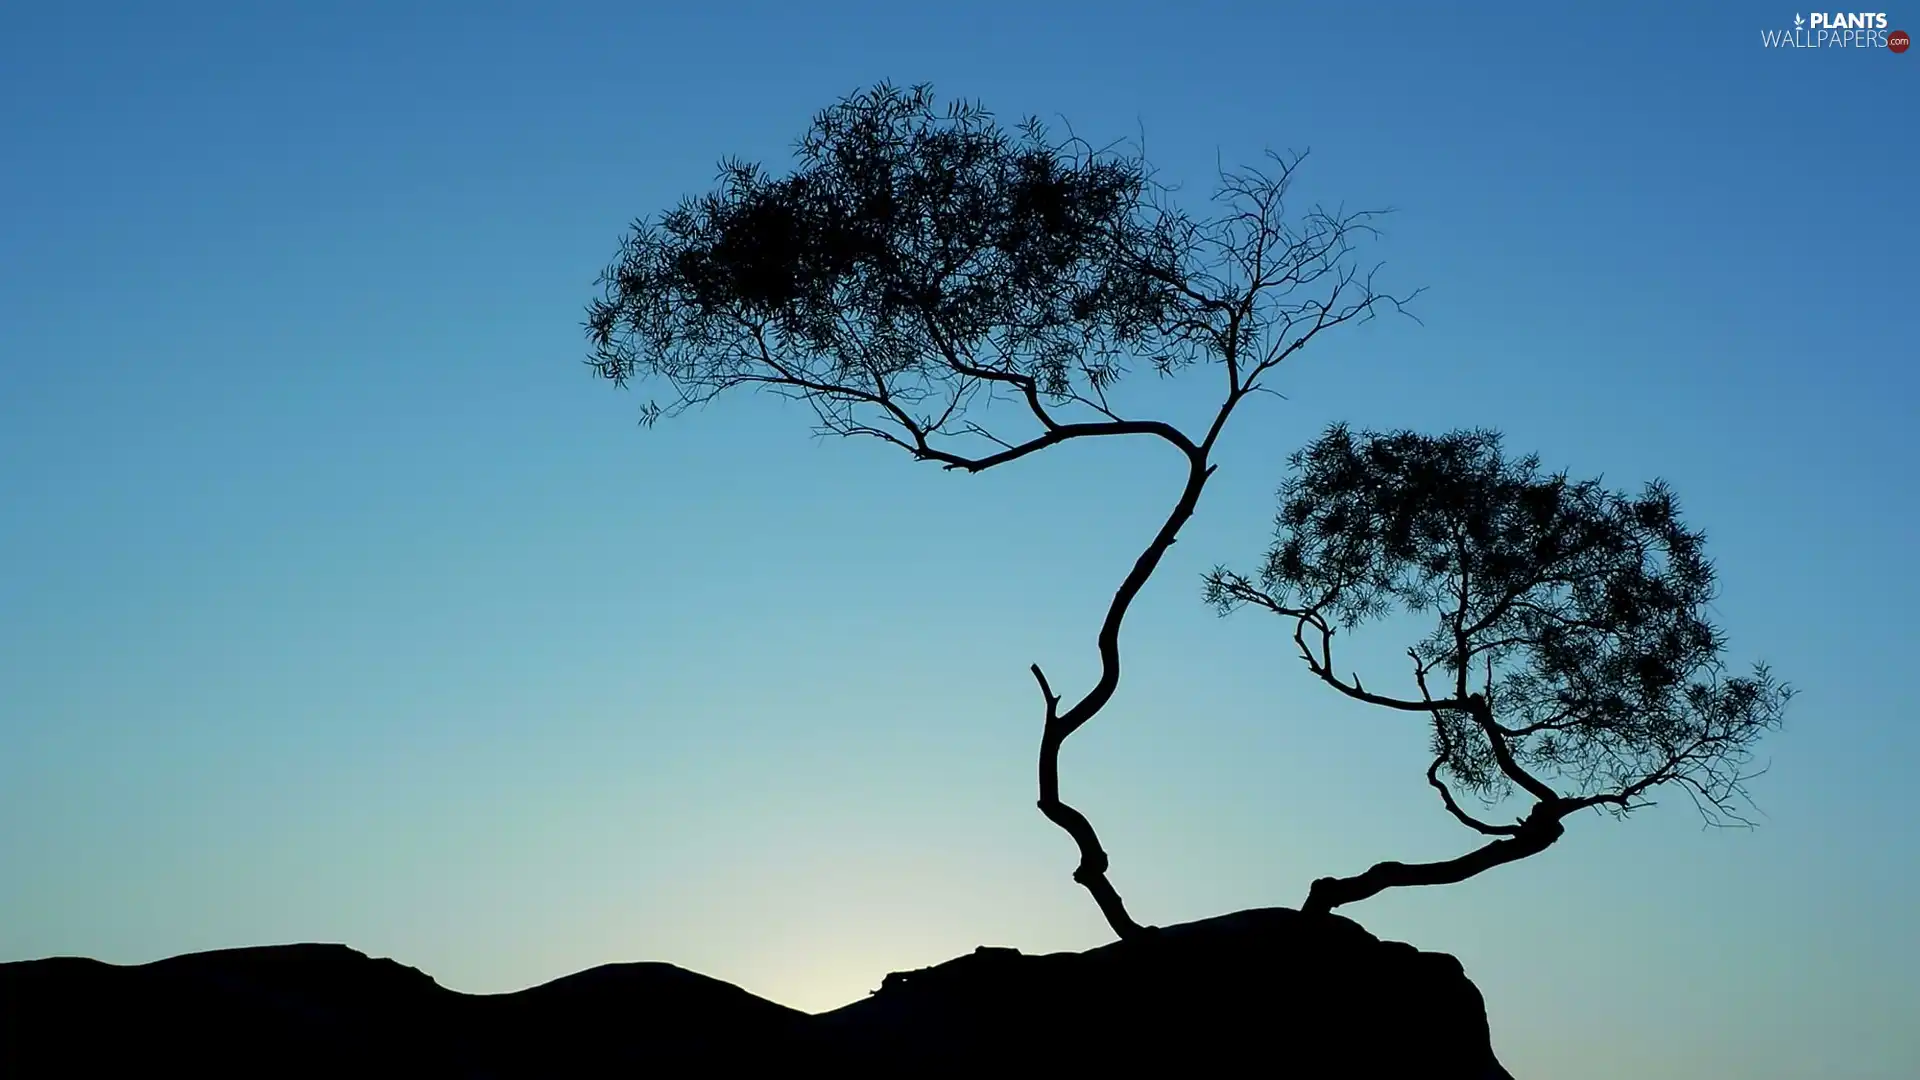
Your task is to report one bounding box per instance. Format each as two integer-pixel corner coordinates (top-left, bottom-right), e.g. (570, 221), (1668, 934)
(583, 82), (1414, 470)
(585, 82), (1180, 447)
(1207, 424), (1790, 826)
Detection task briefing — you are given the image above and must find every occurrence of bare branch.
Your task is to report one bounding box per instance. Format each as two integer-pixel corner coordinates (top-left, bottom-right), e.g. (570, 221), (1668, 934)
(1302, 802), (1567, 914)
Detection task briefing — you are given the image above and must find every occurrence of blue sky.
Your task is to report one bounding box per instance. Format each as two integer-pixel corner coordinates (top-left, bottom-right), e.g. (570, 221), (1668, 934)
(1, 3), (1913, 1076)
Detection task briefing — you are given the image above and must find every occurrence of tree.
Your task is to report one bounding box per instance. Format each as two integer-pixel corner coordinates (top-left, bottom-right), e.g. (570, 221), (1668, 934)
(1204, 424), (1792, 915)
(583, 83), (1417, 939)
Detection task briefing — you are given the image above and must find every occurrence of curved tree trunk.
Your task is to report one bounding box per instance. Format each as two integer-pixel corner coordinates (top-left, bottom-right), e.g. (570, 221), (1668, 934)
(1301, 800), (1570, 916)
(1037, 455), (1216, 940)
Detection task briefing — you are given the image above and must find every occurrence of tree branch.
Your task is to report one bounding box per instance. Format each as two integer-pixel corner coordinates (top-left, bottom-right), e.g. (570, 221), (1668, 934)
(1301, 800), (1569, 914)
(1466, 693), (1562, 804)
(1416, 650), (1522, 837)
(930, 418), (1197, 473)
(1426, 753), (1523, 837)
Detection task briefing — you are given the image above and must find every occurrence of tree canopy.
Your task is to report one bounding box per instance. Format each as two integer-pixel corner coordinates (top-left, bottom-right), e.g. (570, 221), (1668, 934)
(1206, 424), (1791, 913)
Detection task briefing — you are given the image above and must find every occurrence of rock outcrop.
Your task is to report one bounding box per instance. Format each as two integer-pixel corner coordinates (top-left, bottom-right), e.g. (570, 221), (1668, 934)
(0, 907), (1512, 1077)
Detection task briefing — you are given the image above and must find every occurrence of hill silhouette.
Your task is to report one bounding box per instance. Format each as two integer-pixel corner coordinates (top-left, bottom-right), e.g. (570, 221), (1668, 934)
(1, 908), (1513, 1077)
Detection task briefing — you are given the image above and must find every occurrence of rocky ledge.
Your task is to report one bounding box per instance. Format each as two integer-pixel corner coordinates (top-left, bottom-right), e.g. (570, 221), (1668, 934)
(0, 907), (1512, 1077)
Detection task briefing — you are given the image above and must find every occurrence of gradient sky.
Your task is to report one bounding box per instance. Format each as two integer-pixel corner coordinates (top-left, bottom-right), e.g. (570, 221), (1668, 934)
(2, 3), (1914, 1077)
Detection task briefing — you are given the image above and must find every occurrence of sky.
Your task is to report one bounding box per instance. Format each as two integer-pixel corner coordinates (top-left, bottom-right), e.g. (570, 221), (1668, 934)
(1, 2), (1914, 1076)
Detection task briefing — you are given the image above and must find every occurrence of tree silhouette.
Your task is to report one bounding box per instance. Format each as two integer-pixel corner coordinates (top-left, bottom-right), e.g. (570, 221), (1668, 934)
(1205, 424), (1792, 914)
(584, 83), (1417, 938)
